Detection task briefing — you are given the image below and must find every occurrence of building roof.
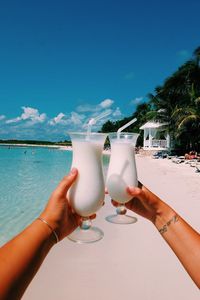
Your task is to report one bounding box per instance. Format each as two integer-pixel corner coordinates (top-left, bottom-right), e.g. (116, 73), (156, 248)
(139, 121), (168, 130)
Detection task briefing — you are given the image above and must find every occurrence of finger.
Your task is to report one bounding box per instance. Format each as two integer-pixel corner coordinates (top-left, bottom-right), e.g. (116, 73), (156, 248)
(80, 214), (96, 222)
(126, 187), (154, 214)
(89, 214), (96, 220)
(128, 185), (160, 206)
(125, 198), (139, 210)
(111, 199), (120, 207)
(74, 213), (82, 226)
(127, 186), (145, 201)
(138, 181), (143, 188)
(56, 168), (78, 196)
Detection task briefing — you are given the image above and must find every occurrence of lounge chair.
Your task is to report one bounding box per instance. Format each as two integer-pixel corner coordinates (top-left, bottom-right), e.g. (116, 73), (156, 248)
(172, 156), (185, 164)
(185, 159), (197, 165)
(195, 165), (200, 173)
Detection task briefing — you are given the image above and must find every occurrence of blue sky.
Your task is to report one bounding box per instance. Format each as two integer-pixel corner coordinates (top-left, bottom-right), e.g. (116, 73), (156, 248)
(0, 0), (200, 140)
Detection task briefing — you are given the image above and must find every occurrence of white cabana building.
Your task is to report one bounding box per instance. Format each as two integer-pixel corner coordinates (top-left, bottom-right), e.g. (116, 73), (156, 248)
(140, 121), (170, 150)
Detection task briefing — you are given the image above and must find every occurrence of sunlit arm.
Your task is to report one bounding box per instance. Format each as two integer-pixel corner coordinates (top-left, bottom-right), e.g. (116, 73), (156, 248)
(154, 206), (200, 289)
(0, 220), (55, 300)
(0, 169), (79, 300)
(126, 185), (200, 289)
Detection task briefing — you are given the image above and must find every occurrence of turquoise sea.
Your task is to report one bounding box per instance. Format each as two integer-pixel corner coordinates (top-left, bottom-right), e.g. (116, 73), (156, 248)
(0, 146), (109, 246)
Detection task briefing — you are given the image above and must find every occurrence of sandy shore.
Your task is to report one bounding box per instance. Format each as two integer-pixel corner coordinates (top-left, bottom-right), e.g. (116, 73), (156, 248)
(23, 156), (200, 300)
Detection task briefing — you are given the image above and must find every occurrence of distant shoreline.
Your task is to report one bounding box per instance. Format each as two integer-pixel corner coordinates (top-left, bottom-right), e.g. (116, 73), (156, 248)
(0, 139), (71, 147)
(0, 143), (111, 155)
(0, 143), (63, 149)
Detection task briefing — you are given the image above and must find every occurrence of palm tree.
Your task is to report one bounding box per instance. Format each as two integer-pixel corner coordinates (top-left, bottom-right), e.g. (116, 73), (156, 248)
(172, 97), (200, 151)
(101, 45), (200, 151)
(147, 46), (200, 151)
(193, 46), (200, 67)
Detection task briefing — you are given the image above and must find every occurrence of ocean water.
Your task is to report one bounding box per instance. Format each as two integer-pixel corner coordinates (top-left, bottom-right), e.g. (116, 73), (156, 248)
(0, 146), (109, 245)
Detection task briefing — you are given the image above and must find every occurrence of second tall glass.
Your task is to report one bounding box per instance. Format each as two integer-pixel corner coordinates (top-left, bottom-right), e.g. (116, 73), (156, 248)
(106, 132), (139, 224)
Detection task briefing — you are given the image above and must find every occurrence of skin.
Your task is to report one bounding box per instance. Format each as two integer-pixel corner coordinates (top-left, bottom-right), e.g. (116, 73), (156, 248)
(113, 183), (200, 288)
(0, 172), (199, 299)
(0, 168), (80, 300)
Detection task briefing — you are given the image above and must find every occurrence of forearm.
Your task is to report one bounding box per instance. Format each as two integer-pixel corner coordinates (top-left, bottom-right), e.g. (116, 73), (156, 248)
(154, 204), (200, 288)
(0, 220), (55, 300)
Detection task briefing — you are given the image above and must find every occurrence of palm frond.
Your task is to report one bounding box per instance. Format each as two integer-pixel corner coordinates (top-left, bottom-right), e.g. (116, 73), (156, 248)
(178, 115), (200, 129)
(195, 97), (200, 105)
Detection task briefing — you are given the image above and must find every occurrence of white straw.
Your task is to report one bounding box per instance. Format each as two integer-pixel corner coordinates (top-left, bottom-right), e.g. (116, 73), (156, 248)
(117, 118), (137, 139)
(92, 110), (111, 124)
(117, 118), (137, 133)
(86, 110), (112, 140)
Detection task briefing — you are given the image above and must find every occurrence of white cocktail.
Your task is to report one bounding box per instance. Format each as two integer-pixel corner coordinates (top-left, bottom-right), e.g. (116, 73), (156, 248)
(106, 132), (139, 224)
(68, 132), (107, 243)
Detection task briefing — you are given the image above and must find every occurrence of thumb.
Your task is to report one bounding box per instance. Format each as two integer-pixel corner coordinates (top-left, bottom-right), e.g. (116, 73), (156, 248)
(127, 186), (145, 201)
(56, 168), (78, 196)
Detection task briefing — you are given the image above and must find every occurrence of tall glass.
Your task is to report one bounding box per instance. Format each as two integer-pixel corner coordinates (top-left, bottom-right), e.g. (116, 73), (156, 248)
(106, 132), (139, 224)
(67, 132), (107, 243)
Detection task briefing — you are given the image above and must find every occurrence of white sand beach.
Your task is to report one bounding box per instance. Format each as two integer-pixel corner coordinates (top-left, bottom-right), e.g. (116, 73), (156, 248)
(23, 156), (200, 300)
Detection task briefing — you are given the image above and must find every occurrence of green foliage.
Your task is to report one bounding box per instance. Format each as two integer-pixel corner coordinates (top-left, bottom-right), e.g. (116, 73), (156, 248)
(100, 46), (200, 152)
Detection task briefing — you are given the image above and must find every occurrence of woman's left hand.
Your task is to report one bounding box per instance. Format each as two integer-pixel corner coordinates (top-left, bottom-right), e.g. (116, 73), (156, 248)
(40, 168), (80, 241)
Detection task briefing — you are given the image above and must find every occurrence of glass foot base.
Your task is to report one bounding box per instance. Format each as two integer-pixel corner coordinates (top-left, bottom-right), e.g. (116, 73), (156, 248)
(105, 214), (137, 224)
(68, 226), (104, 244)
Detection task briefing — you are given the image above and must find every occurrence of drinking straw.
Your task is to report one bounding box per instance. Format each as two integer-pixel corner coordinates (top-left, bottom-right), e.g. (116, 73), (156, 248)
(86, 110), (111, 140)
(117, 118), (137, 139)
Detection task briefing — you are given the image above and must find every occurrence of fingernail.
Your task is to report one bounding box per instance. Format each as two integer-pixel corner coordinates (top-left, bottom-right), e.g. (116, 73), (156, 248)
(70, 168), (77, 175)
(127, 186), (135, 193)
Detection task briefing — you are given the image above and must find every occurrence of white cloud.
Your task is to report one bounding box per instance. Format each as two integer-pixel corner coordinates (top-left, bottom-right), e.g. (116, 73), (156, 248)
(6, 117), (21, 124)
(99, 99), (114, 109)
(70, 112), (84, 125)
(112, 107), (122, 117)
(54, 113), (65, 123)
(49, 113), (67, 126)
(21, 107), (46, 122)
(0, 115), (6, 121)
(49, 111), (85, 128)
(6, 107), (46, 124)
(77, 98), (114, 113)
(2, 100), (124, 140)
(76, 104), (96, 113)
(130, 97), (143, 105)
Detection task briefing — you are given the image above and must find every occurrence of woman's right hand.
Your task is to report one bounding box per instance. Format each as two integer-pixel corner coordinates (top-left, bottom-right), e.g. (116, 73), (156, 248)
(112, 183), (173, 224)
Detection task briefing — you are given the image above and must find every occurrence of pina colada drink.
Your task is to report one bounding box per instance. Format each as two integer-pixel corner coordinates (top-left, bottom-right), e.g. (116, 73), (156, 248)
(67, 132), (107, 243)
(68, 140), (105, 217)
(106, 142), (138, 203)
(106, 132), (139, 224)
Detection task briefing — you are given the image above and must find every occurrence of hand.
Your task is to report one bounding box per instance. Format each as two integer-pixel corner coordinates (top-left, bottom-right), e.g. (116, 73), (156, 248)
(112, 182), (172, 224)
(40, 168), (81, 241)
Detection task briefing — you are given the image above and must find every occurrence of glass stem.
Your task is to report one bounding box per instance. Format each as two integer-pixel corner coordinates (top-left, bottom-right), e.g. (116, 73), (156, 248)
(116, 204), (127, 215)
(80, 217), (92, 230)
